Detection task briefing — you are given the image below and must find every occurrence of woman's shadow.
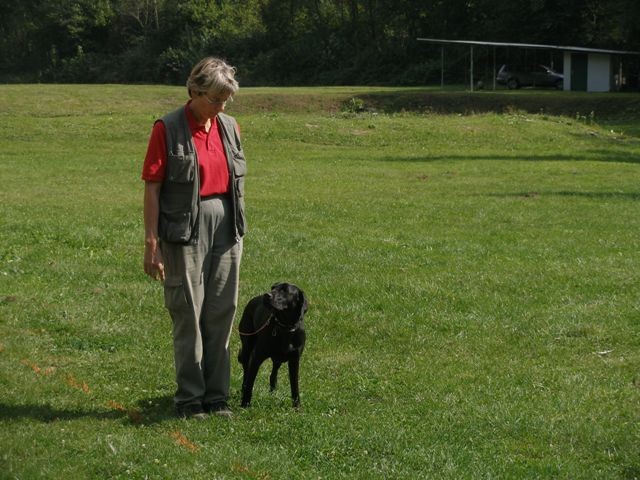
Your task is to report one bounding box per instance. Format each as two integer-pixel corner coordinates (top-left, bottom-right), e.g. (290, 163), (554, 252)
(133, 394), (176, 424)
(0, 395), (176, 425)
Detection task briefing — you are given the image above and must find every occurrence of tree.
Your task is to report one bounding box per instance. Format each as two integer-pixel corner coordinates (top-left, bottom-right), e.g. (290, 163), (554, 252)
(0, 0), (638, 85)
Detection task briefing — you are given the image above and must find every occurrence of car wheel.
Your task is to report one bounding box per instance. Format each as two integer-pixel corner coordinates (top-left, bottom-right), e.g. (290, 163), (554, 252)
(507, 78), (519, 90)
(555, 79), (563, 90)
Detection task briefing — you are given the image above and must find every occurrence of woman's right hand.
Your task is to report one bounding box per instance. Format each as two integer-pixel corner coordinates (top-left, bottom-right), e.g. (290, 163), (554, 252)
(144, 238), (165, 282)
(143, 181), (164, 282)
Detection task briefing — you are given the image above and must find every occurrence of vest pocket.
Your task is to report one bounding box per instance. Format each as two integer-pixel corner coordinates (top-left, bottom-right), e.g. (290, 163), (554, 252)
(166, 153), (195, 183)
(232, 150), (247, 237)
(232, 150), (247, 177)
(234, 177), (246, 236)
(234, 177), (245, 197)
(159, 211), (193, 243)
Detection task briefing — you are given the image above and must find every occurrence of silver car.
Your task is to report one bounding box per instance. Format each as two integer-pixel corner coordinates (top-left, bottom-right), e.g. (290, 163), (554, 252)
(496, 64), (564, 89)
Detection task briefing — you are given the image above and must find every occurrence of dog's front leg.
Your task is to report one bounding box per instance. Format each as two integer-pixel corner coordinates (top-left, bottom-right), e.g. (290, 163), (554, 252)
(241, 353), (265, 408)
(269, 361), (282, 392)
(288, 355), (301, 408)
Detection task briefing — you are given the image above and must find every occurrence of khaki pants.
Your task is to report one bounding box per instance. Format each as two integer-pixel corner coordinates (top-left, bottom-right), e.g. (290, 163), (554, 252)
(160, 195), (242, 407)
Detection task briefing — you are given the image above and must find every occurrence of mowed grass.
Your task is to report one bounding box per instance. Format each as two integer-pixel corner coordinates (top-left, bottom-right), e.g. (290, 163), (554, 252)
(1, 84), (639, 479)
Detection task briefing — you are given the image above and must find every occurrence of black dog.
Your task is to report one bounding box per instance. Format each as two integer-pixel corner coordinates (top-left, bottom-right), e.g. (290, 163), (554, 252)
(238, 283), (308, 408)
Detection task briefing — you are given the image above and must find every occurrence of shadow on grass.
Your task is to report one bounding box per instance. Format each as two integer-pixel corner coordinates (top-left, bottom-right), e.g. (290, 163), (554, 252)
(134, 395), (176, 424)
(356, 90), (640, 120)
(0, 395), (176, 425)
(483, 191), (640, 201)
(0, 403), (123, 423)
(379, 151), (640, 164)
(485, 191), (640, 201)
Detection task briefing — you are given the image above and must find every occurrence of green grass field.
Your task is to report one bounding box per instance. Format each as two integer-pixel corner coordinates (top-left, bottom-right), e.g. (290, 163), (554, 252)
(1, 85), (639, 479)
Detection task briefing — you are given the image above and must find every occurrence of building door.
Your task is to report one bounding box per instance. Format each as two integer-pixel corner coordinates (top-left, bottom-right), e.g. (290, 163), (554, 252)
(571, 53), (588, 91)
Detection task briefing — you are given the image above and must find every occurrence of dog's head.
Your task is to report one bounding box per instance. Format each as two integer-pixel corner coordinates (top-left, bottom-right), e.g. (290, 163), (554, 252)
(263, 282), (308, 327)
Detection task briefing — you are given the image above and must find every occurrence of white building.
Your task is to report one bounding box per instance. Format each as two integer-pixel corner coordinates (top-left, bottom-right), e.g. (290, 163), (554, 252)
(417, 38), (640, 92)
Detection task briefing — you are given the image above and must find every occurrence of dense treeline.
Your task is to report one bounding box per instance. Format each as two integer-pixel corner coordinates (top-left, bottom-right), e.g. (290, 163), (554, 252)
(1, 0), (639, 85)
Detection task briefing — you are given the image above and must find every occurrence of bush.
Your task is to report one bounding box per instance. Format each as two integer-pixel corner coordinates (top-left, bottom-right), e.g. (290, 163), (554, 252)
(342, 97), (366, 113)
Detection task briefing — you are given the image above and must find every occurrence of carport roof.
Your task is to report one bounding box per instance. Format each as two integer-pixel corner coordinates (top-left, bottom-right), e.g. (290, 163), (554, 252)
(417, 37), (640, 55)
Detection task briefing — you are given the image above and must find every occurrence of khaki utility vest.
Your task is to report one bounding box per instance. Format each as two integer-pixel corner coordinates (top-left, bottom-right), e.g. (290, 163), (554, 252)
(158, 106), (247, 244)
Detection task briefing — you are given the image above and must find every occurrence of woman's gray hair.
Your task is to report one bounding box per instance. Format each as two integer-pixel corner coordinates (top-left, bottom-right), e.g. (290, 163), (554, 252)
(186, 57), (239, 97)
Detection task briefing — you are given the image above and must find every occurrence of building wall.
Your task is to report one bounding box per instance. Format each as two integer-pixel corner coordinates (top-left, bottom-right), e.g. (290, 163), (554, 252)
(563, 52), (612, 92)
(587, 54), (611, 92)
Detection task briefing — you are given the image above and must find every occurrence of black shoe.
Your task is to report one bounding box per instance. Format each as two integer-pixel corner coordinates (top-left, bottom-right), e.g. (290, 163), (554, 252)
(204, 401), (233, 418)
(176, 403), (208, 420)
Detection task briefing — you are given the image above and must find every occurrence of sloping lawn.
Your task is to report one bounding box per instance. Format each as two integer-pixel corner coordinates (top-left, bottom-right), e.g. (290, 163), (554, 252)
(1, 85), (639, 479)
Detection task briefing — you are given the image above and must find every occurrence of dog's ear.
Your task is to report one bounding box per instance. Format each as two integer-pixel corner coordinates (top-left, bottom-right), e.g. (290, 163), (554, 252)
(271, 282), (282, 291)
(262, 293), (272, 307)
(297, 289), (309, 318)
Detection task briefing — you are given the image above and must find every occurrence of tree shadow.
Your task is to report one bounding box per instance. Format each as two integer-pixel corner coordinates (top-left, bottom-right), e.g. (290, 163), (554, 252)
(486, 191), (640, 201)
(357, 91), (640, 116)
(378, 150), (640, 165)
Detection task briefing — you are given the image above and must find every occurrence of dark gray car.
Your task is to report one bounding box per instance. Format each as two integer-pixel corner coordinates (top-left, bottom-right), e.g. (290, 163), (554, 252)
(496, 64), (564, 89)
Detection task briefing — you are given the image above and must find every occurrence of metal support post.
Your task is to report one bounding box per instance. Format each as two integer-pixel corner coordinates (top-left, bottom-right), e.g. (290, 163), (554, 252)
(470, 45), (474, 92)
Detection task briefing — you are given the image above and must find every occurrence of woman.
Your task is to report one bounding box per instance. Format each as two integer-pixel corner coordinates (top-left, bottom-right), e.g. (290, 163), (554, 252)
(142, 57), (247, 419)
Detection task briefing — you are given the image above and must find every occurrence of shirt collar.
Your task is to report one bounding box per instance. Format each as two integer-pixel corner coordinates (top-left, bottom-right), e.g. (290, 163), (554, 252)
(185, 101), (217, 133)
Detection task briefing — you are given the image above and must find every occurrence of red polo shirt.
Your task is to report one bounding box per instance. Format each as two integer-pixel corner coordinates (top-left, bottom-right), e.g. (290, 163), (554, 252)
(141, 103), (231, 197)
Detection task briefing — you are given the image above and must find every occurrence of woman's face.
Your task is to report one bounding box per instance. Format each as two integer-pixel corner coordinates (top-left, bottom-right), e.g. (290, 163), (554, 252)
(192, 90), (232, 119)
